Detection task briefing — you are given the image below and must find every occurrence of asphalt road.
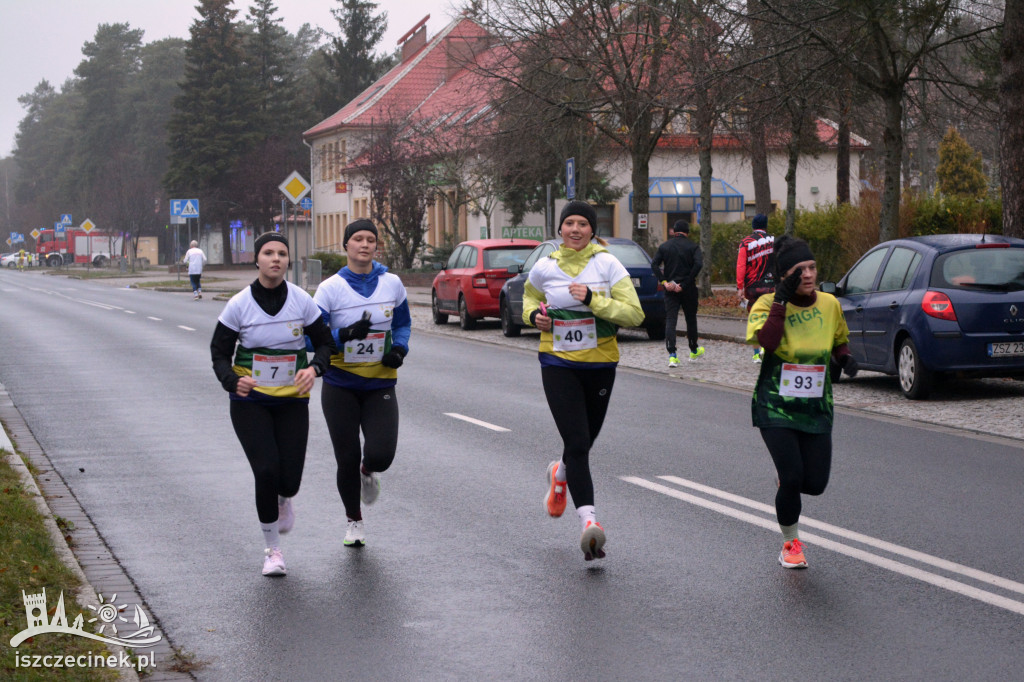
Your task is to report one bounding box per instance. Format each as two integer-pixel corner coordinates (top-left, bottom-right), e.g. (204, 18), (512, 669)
(1, 270), (1023, 681)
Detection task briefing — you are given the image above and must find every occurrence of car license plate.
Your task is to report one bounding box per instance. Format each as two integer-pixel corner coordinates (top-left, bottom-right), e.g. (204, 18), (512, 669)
(988, 341), (1024, 357)
(631, 277), (641, 287)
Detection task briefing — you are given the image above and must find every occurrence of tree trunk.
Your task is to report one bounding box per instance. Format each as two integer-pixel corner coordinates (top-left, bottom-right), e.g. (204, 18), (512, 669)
(698, 140), (713, 297)
(750, 117), (772, 214)
(785, 143), (799, 236)
(630, 150), (651, 251)
(1001, 0), (1024, 238)
(837, 91), (850, 204)
(879, 92), (904, 242)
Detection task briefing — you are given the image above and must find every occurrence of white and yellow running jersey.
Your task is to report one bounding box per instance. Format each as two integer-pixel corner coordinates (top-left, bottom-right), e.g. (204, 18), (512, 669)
(218, 282), (322, 399)
(313, 271), (407, 383)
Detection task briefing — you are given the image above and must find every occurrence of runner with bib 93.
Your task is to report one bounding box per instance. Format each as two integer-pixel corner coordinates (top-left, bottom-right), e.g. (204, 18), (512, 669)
(745, 235), (858, 569)
(523, 201), (644, 561)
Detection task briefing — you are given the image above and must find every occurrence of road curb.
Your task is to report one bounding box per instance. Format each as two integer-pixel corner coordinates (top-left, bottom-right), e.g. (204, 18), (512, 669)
(0, 382), (193, 681)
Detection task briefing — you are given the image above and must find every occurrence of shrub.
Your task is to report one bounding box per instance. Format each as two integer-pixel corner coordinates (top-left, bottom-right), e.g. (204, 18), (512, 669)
(313, 251), (347, 275)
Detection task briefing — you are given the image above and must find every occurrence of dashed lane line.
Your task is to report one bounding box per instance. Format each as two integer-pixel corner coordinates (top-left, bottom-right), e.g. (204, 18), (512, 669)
(444, 413), (511, 432)
(622, 475), (1024, 617)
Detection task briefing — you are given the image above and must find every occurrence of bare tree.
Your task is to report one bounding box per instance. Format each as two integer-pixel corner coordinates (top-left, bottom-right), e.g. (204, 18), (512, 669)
(1001, 0), (1023, 237)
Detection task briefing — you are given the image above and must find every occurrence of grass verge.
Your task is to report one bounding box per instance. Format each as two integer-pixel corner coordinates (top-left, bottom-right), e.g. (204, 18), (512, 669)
(0, 446), (119, 681)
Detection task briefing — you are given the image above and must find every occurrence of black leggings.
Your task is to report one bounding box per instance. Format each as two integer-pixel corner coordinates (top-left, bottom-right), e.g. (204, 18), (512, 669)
(760, 427), (832, 527)
(541, 365), (616, 509)
(230, 399), (309, 524)
(321, 383), (398, 520)
(664, 287), (699, 355)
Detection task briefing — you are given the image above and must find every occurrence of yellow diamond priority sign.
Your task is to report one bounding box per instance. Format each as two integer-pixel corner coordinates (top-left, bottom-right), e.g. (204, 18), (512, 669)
(81, 219), (96, 234)
(31, 229), (40, 240)
(279, 171), (311, 205)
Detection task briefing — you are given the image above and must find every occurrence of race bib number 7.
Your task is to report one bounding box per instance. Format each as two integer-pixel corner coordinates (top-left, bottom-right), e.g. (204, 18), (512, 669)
(779, 363), (826, 398)
(252, 354), (298, 387)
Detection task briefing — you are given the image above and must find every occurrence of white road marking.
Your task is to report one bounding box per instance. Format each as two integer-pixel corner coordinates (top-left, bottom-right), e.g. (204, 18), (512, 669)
(124, 310), (136, 315)
(147, 317), (162, 321)
(622, 476), (1024, 616)
(443, 413), (511, 432)
(658, 475), (1024, 596)
(178, 325), (195, 332)
(75, 299), (118, 310)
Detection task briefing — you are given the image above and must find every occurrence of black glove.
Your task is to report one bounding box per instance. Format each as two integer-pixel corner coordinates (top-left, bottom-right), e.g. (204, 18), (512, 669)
(773, 268), (803, 305)
(840, 353), (859, 378)
(381, 346), (407, 368)
(336, 312), (372, 342)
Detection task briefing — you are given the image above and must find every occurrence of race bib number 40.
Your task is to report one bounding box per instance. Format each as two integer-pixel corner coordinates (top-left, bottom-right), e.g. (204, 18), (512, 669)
(252, 354), (298, 387)
(779, 363), (825, 398)
(552, 317), (598, 352)
(344, 332), (386, 363)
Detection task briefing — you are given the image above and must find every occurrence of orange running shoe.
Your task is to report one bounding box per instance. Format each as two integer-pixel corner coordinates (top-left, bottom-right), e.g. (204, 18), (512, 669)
(580, 520), (606, 561)
(545, 461), (567, 517)
(778, 538), (808, 568)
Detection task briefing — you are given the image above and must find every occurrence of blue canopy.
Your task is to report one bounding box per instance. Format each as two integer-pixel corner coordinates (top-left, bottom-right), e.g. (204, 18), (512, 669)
(630, 177), (744, 213)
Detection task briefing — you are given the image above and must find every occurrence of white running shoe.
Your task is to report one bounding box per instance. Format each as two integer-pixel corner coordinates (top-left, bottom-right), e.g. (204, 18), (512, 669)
(344, 519), (365, 547)
(278, 497), (295, 534)
(262, 547), (286, 576)
(580, 520), (606, 561)
(360, 470), (381, 505)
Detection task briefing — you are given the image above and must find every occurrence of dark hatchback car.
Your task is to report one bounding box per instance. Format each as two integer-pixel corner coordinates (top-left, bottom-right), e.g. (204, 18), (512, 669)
(821, 234), (1024, 399)
(499, 237), (665, 340)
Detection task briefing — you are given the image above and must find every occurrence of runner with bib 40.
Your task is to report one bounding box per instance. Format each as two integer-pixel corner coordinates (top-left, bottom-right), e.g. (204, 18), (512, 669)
(523, 201), (644, 561)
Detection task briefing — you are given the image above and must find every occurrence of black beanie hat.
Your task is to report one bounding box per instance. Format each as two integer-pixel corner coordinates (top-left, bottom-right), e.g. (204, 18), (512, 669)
(558, 201), (598, 235)
(752, 213), (768, 231)
(774, 235), (815, 278)
(672, 220), (690, 234)
(254, 231), (288, 256)
(344, 218), (378, 248)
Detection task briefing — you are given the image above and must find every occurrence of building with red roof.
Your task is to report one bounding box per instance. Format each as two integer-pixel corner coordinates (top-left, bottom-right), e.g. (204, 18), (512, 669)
(303, 14), (868, 256)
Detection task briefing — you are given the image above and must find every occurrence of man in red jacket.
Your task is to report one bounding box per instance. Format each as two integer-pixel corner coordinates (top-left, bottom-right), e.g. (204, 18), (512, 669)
(736, 214), (775, 362)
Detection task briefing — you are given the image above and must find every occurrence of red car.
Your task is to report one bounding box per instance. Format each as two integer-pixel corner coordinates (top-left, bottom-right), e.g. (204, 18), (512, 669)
(432, 238), (540, 329)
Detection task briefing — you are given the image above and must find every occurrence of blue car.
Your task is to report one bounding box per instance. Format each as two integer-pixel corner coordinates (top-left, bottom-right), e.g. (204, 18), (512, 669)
(822, 234), (1024, 399)
(498, 237), (665, 340)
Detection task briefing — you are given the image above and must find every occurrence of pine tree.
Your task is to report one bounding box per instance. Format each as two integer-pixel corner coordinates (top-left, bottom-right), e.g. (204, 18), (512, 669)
(313, 0), (390, 119)
(937, 127), (988, 199)
(164, 0), (259, 263)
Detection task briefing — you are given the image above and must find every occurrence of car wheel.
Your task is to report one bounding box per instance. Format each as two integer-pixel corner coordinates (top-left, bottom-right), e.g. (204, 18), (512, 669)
(94, 256), (108, 268)
(5, 262), (13, 268)
(897, 337), (934, 400)
(47, 255), (62, 267)
(500, 296), (520, 337)
(431, 291), (449, 325)
(646, 319), (666, 341)
(458, 295), (477, 330)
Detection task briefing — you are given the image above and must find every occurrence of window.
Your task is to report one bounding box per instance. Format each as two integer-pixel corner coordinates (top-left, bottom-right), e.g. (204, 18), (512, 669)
(931, 247), (1024, 290)
(483, 246), (536, 270)
(877, 247), (921, 291)
(844, 247), (888, 295)
(606, 242), (652, 268)
(447, 246), (465, 270)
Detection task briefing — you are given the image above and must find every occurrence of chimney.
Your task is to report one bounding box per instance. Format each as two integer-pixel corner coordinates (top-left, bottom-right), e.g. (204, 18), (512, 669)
(399, 16), (430, 62)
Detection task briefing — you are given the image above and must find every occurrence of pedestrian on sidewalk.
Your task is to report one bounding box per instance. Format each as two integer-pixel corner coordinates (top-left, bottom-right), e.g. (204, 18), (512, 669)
(523, 200), (644, 561)
(745, 235), (858, 569)
(651, 220), (704, 366)
(313, 219), (411, 549)
(210, 232), (335, 577)
(183, 240), (207, 300)
(737, 214), (776, 362)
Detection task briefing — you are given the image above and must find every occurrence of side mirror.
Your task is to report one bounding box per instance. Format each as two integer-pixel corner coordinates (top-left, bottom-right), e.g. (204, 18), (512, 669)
(820, 281), (838, 295)
(507, 264), (520, 274)
(432, 261), (444, 271)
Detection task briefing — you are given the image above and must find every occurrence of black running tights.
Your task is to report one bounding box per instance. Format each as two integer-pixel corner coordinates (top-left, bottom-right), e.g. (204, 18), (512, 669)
(321, 383), (398, 520)
(541, 365), (616, 509)
(760, 427), (832, 527)
(230, 399), (308, 524)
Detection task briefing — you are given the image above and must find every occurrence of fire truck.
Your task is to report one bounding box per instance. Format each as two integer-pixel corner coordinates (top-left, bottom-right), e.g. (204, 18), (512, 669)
(35, 229), (123, 267)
